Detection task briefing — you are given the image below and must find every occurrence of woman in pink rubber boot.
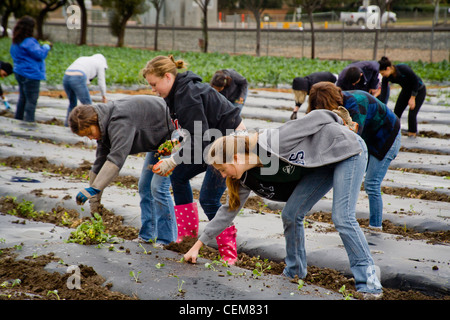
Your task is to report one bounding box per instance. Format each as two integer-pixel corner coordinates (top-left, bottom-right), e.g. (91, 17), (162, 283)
(184, 111), (383, 298)
(141, 55), (246, 264)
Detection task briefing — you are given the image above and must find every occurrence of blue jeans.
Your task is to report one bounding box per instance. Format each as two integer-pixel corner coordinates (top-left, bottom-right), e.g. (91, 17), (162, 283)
(63, 72), (92, 126)
(282, 136), (382, 293)
(138, 152), (177, 244)
(170, 163), (226, 221)
(14, 73), (40, 122)
(365, 131), (401, 228)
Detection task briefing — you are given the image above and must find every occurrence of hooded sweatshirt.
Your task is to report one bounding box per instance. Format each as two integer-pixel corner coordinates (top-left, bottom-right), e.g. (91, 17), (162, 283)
(198, 110), (363, 244)
(217, 68), (248, 103)
(164, 71), (242, 164)
(92, 95), (174, 174)
(66, 54), (108, 97)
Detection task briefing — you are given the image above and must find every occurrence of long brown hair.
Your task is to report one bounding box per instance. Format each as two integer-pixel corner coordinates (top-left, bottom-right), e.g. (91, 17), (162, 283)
(307, 81), (343, 113)
(68, 105), (99, 135)
(207, 133), (260, 211)
(12, 16), (36, 44)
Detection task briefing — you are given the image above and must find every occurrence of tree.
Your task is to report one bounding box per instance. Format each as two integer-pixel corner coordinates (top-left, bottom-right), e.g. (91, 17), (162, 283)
(288, 0), (325, 59)
(75, 0), (88, 45)
(194, 0), (211, 53)
(36, 0), (68, 40)
(149, 0), (164, 51)
(240, 0), (270, 57)
(0, 0), (35, 38)
(99, 0), (149, 47)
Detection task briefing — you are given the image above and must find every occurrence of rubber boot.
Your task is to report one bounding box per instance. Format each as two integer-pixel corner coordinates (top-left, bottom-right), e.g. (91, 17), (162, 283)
(174, 202), (199, 243)
(216, 225), (238, 265)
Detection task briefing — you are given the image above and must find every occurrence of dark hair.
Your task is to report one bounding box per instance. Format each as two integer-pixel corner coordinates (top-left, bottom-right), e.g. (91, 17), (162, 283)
(210, 70), (230, 88)
(344, 66), (362, 84)
(68, 105), (99, 135)
(378, 56), (392, 71)
(307, 82), (343, 114)
(0, 62), (13, 75)
(12, 16), (36, 44)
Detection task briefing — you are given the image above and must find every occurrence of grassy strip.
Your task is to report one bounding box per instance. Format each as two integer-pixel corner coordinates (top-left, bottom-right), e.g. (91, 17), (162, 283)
(1, 38), (448, 87)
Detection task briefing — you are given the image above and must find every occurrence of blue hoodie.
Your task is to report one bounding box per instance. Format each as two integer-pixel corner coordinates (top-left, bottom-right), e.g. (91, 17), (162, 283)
(10, 37), (50, 80)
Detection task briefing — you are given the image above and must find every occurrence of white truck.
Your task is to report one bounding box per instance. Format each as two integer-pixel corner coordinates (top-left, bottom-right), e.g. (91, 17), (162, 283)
(340, 5), (397, 26)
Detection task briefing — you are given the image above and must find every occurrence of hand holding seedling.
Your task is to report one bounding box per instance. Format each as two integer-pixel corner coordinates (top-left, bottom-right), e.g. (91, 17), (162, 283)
(155, 139), (180, 158)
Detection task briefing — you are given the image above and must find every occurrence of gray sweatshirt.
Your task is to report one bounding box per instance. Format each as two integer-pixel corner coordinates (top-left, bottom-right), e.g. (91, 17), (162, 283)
(92, 95), (174, 174)
(199, 110), (363, 244)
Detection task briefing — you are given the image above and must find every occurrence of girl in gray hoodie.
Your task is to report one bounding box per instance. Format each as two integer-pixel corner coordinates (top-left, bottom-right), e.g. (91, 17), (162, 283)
(184, 109), (383, 298)
(69, 95), (177, 244)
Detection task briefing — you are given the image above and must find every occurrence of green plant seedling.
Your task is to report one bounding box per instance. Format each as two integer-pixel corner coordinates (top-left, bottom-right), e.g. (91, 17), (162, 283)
(129, 270), (142, 283)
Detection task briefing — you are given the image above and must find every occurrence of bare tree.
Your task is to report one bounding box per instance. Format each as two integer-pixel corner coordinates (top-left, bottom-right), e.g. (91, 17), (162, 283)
(36, 0), (68, 40)
(194, 0), (211, 53)
(371, 0), (394, 60)
(240, 0), (269, 57)
(288, 0), (324, 59)
(149, 0), (164, 51)
(0, 0), (25, 38)
(99, 0), (149, 47)
(75, 0), (88, 45)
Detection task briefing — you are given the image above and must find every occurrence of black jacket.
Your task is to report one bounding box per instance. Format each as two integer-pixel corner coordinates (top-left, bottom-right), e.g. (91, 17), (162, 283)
(379, 64), (425, 103)
(336, 60), (380, 92)
(292, 71), (336, 93)
(164, 71), (242, 164)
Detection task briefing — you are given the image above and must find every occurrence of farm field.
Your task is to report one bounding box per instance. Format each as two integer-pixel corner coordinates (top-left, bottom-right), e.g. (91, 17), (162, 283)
(0, 38), (449, 306)
(0, 82), (449, 305)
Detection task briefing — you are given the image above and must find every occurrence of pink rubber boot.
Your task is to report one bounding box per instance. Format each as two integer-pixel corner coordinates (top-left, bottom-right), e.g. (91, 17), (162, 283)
(174, 203), (199, 243)
(216, 225), (238, 265)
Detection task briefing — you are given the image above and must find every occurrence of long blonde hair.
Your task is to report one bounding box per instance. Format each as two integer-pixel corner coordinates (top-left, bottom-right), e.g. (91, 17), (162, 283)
(207, 132), (260, 211)
(141, 55), (187, 78)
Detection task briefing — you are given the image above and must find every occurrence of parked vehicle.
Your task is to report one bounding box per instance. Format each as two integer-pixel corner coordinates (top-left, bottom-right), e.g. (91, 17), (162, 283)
(340, 5), (397, 26)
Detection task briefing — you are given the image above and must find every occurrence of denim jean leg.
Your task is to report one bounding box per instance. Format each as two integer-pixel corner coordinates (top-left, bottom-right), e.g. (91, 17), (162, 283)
(281, 167), (334, 278)
(332, 137), (382, 293)
(63, 74), (92, 126)
(198, 165), (227, 220)
(14, 74), (26, 120)
(138, 152), (177, 244)
(170, 163), (207, 205)
(365, 131), (401, 227)
(14, 74), (40, 122)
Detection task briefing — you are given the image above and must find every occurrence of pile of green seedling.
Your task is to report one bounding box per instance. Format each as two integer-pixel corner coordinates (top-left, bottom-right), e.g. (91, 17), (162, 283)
(66, 213), (116, 245)
(4, 196), (45, 219)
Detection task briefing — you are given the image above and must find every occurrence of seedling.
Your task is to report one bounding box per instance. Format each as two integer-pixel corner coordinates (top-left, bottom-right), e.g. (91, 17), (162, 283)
(155, 263), (165, 269)
(339, 285), (353, 300)
(297, 279), (304, 290)
(252, 260), (272, 278)
(138, 243), (151, 255)
(129, 270), (142, 283)
(171, 275), (185, 294)
(47, 290), (61, 300)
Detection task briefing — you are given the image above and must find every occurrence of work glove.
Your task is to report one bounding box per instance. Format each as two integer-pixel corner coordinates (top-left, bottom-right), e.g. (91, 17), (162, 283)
(332, 106), (359, 133)
(76, 187), (101, 205)
(152, 156), (177, 177)
(76, 160), (119, 206)
(290, 111), (297, 120)
(88, 170), (103, 214)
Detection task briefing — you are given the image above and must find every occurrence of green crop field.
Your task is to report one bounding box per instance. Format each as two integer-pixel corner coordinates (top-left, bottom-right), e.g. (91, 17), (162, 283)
(1, 38), (448, 88)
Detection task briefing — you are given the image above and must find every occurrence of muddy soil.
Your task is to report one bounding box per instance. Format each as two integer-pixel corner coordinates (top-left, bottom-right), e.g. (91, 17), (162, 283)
(0, 248), (136, 300)
(1, 194), (447, 301)
(1, 120), (449, 300)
